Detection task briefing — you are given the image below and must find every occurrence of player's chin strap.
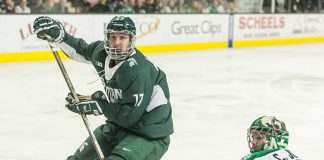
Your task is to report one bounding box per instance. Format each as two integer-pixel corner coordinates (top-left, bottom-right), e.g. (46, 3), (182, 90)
(44, 34), (105, 160)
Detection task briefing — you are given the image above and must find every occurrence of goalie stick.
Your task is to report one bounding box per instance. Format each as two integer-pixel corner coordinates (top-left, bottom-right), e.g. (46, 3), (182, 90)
(45, 35), (105, 160)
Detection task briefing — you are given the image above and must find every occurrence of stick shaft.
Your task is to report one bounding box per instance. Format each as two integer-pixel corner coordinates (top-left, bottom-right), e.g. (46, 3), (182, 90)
(46, 39), (105, 160)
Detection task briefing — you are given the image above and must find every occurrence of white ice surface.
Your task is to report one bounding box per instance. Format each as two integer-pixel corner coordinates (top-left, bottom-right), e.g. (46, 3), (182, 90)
(1, 43), (324, 160)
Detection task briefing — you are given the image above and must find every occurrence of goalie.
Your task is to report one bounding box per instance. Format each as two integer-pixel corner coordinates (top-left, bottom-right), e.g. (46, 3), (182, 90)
(33, 16), (174, 160)
(241, 116), (301, 160)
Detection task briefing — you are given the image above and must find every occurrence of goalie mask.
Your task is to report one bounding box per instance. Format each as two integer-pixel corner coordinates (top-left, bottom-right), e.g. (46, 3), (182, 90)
(247, 116), (289, 153)
(104, 16), (136, 61)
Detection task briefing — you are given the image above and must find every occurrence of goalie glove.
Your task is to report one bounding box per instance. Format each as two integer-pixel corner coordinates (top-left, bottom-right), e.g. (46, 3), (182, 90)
(33, 16), (66, 42)
(65, 91), (106, 116)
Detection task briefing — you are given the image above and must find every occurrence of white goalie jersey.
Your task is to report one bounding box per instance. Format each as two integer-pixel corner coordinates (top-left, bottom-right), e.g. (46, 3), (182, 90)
(241, 149), (301, 160)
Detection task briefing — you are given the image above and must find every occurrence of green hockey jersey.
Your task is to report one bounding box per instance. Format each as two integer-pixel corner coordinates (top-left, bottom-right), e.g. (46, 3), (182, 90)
(57, 34), (174, 139)
(241, 149), (301, 160)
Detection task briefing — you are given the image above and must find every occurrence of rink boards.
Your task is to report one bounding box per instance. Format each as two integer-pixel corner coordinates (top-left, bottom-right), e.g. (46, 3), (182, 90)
(1, 14), (324, 63)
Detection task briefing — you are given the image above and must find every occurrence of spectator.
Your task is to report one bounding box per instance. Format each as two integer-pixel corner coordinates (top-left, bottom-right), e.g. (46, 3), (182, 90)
(134, 0), (145, 13)
(126, 0), (136, 11)
(225, 1), (235, 13)
(61, 0), (75, 13)
(285, 0), (303, 13)
(14, 0), (30, 13)
(113, 0), (125, 13)
(301, 0), (317, 12)
(201, 0), (211, 13)
(42, 0), (60, 13)
(69, 0), (87, 13)
(114, 0), (134, 13)
(143, 0), (157, 13)
(210, 0), (224, 13)
(260, 0), (271, 13)
(167, 0), (178, 13)
(216, 0), (225, 13)
(3, 0), (317, 14)
(86, 0), (100, 8)
(0, 0), (6, 13)
(157, 0), (171, 13)
(181, 0), (190, 13)
(177, 0), (186, 13)
(105, 0), (115, 13)
(260, 0), (286, 13)
(4, 0), (14, 13)
(87, 0), (105, 13)
(184, 0), (193, 13)
(193, 0), (202, 13)
(276, 0), (286, 12)
(30, 0), (43, 13)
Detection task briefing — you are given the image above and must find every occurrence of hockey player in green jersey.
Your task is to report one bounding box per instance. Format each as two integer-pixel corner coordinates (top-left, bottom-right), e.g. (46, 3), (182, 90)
(241, 116), (301, 160)
(33, 16), (174, 160)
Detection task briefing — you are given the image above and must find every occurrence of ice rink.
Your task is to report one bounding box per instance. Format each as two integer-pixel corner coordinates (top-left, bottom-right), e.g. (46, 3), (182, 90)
(1, 43), (324, 160)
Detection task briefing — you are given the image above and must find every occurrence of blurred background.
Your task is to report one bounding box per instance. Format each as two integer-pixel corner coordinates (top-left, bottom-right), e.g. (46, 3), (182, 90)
(0, 0), (323, 14)
(1, 0), (324, 160)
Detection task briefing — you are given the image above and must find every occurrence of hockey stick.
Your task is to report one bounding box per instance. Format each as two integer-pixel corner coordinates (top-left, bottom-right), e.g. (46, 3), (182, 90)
(44, 35), (105, 160)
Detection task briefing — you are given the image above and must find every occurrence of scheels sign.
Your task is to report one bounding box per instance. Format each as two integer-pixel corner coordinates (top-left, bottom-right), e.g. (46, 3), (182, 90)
(239, 16), (286, 30)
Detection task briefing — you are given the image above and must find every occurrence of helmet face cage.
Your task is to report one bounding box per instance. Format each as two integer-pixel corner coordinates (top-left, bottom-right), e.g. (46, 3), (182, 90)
(247, 116), (289, 153)
(104, 29), (135, 61)
(104, 16), (136, 61)
(247, 127), (268, 153)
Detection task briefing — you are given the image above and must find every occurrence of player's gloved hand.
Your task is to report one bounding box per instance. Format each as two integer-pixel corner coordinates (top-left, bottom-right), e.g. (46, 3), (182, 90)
(33, 16), (66, 42)
(65, 91), (106, 116)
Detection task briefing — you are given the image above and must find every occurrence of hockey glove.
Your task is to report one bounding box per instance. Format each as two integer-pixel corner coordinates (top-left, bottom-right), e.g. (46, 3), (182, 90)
(33, 16), (66, 42)
(65, 91), (105, 116)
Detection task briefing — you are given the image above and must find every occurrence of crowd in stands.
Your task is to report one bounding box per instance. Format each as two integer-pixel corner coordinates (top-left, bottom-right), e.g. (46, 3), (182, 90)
(261, 0), (321, 13)
(0, 0), (235, 14)
(0, 0), (321, 14)
(0, 0), (59, 13)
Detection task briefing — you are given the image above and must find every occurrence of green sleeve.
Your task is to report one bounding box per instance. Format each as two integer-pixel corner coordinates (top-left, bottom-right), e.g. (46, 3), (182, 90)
(103, 66), (153, 128)
(60, 34), (102, 61)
